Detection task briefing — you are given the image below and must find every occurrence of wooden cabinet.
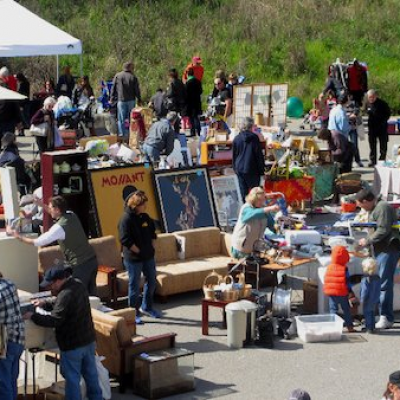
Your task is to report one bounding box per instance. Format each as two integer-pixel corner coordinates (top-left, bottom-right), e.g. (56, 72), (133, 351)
(200, 140), (234, 166)
(200, 139), (267, 167)
(41, 150), (91, 234)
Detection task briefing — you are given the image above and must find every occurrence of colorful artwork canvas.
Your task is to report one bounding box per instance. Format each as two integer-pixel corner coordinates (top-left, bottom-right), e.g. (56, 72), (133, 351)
(89, 164), (161, 239)
(154, 168), (217, 232)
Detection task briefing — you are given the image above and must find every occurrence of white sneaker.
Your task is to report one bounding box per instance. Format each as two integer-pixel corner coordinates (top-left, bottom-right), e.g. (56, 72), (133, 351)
(375, 316), (394, 329)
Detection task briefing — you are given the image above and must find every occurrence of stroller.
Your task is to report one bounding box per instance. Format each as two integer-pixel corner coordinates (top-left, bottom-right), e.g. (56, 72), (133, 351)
(56, 97), (96, 139)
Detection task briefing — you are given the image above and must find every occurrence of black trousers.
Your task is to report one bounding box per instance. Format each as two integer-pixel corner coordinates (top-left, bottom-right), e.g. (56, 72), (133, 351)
(368, 132), (388, 164)
(237, 173), (261, 202)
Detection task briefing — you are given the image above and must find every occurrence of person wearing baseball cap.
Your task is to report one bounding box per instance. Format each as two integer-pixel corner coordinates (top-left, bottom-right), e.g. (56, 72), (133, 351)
(182, 55), (204, 83)
(288, 388), (311, 400)
(25, 265), (103, 400)
(382, 371), (400, 399)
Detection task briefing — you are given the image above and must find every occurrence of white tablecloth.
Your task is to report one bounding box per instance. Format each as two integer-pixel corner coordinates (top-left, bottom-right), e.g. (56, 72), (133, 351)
(373, 166), (400, 199)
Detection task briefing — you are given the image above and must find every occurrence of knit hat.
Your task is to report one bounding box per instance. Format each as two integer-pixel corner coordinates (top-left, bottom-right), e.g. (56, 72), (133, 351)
(192, 56), (202, 63)
(288, 389), (311, 400)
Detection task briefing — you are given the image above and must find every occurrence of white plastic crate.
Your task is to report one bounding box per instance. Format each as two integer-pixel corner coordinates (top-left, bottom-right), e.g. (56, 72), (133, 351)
(295, 314), (343, 343)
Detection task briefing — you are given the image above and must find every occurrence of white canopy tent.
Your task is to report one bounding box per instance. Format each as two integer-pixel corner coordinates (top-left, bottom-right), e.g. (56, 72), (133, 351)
(0, 0), (83, 76)
(0, 85), (27, 100)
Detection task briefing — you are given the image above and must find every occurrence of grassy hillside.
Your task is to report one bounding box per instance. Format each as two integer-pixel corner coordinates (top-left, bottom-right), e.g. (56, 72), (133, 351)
(5, 0), (400, 111)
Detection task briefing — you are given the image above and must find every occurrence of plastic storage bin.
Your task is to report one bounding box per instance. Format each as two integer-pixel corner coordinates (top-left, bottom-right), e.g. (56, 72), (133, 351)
(295, 314), (343, 343)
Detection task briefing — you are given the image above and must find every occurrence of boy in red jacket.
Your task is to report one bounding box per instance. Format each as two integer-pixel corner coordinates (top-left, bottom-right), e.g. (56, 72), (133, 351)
(324, 246), (355, 332)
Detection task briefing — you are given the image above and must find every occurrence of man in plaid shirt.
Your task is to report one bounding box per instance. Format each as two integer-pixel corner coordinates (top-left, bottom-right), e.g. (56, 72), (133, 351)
(0, 272), (25, 400)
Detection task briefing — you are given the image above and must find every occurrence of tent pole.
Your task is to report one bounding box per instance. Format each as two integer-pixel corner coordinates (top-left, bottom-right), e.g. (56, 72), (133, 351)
(56, 55), (59, 83)
(80, 53), (83, 77)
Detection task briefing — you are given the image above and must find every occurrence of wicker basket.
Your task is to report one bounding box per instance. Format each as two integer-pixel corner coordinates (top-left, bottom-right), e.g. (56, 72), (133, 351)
(240, 284), (253, 299)
(203, 271), (223, 300)
(221, 275), (239, 302)
(222, 289), (240, 302)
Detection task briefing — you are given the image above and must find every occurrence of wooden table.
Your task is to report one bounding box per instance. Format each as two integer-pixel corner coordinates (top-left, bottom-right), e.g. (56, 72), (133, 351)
(262, 257), (315, 272)
(231, 257), (315, 289)
(202, 298), (230, 335)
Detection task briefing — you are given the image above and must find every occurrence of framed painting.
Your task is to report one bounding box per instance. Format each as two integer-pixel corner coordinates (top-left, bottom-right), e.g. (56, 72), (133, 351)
(210, 175), (243, 226)
(154, 167), (217, 233)
(88, 164), (161, 239)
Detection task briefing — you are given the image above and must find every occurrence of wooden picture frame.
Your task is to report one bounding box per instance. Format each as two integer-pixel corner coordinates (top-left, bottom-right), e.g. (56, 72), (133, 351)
(210, 175), (243, 226)
(88, 164), (161, 239)
(154, 167), (217, 233)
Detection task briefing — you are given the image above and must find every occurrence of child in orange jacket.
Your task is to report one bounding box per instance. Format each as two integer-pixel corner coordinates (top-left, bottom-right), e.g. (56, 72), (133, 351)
(324, 246), (355, 332)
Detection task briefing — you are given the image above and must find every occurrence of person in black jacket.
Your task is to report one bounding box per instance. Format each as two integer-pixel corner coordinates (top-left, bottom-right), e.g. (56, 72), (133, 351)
(232, 116), (265, 201)
(165, 68), (186, 133)
(118, 190), (160, 324)
(0, 132), (30, 194)
(25, 266), (102, 400)
(365, 89), (391, 166)
(185, 68), (202, 136)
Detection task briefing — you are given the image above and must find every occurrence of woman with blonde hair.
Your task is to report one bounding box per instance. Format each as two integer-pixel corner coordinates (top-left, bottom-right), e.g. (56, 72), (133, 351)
(118, 190), (160, 324)
(30, 96), (57, 153)
(231, 187), (279, 259)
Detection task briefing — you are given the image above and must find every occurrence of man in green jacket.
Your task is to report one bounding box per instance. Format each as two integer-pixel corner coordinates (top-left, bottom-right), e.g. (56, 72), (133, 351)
(356, 189), (400, 329)
(13, 196), (98, 296)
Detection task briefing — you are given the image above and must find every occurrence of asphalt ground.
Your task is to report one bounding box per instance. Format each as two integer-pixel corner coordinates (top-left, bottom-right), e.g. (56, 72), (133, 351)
(18, 121), (400, 400)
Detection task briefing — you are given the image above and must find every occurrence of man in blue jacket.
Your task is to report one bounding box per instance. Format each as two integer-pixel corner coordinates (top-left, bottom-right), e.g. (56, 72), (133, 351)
(232, 116), (265, 201)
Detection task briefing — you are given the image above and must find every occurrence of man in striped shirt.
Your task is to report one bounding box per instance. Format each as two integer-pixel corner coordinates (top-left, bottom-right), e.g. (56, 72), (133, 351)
(0, 272), (25, 400)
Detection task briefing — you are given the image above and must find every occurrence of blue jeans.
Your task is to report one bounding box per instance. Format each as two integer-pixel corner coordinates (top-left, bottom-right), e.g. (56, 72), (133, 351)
(364, 304), (377, 330)
(117, 100), (136, 137)
(142, 143), (161, 162)
(124, 257), (157, 311)
(329, 296), (353, 327)
(60, 342), (102, 400)
(377, 248), (400, 322)
(349, 129), (361, 163)
(0, 341), (24, 400)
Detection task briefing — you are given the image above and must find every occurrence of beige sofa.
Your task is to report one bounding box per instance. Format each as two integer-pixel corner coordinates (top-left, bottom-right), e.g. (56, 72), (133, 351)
(38, 235), (128, 303)
(38, 227), (233, 301)
(91, 307), (176, 392)
(154, 227), (232, 299)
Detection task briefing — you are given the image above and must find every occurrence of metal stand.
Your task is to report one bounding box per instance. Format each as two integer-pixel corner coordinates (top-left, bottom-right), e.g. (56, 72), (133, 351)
(228, 257), (261, 291)
(24, 347), (41, 399)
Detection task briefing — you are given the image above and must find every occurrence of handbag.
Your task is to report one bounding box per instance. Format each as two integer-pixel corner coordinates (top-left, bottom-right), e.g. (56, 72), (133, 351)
(30, 122), (48, 137)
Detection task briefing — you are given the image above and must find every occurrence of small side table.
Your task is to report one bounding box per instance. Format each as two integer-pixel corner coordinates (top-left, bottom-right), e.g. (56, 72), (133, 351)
(201, 298), (231, 335)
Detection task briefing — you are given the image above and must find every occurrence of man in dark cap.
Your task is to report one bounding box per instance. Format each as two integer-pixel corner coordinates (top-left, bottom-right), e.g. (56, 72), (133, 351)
(288, 388), (311, 400)
(110, 61), (141, 138)
(24, 266), (102, 400)
(383, 371), (400, 399)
